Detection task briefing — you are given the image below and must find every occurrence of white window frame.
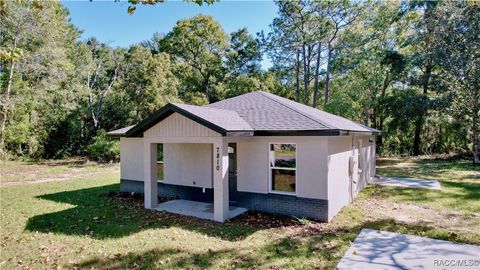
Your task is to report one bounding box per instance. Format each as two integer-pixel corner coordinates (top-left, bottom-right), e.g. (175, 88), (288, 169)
(268, 143), (297, 195)
(357, 140), (362, 173)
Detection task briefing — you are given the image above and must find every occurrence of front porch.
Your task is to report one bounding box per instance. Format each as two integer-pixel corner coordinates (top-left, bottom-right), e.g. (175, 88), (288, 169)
(155, 199), (247, 221)
(144, 137), (233, 222)
(130, 107), (252, 223)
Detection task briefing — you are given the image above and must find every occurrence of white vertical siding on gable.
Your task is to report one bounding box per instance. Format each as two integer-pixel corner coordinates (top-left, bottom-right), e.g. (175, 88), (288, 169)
(144, 113), (220, 139)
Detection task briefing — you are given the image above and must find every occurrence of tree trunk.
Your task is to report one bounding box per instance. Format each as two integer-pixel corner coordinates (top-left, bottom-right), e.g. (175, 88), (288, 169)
(472, 99), (480, 164)
(313, 42), (322, 108)
(378, 70), (391, 146)
(88, 60), (119, 133)
(295, 50), (300, 102)
(305, 45), (312, 105)
(324, 43), (332, 105)
(88, 91), (100, 132)
(302, 44), (308, 105)
(413, 65), (432, 156)
(0, 44), (18, 155)
(204, 75), (210, 103)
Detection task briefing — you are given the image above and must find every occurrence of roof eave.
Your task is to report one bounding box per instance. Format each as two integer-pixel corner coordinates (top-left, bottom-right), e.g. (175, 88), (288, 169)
(253, 129), (380, 136)
(339, 130), (381, 136)
(253, 129), (342, 136)
(106, 132), (127, 138)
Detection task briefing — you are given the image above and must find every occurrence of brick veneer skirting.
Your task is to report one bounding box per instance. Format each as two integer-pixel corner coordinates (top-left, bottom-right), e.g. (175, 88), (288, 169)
(120, 179), (214, 203)
(120, 179), (328, 221)
(236, 191), (328, 222)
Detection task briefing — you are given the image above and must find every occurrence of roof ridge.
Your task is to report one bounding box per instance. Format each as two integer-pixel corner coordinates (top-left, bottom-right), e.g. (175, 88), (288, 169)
(174, 102), (253, 129)
(205, 93), (259, 130)
(175, 103), (254, 131)
(176, 102), (232, 111)
(257, 91), (337, 129)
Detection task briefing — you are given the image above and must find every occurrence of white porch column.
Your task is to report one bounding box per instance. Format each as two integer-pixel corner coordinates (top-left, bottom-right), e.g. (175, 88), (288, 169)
(213, 139), (229, 222)
(144, 142), (158, 209)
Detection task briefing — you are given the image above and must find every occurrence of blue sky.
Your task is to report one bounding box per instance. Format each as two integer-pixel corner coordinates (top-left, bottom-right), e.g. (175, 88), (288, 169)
(62, 0), (278, 68)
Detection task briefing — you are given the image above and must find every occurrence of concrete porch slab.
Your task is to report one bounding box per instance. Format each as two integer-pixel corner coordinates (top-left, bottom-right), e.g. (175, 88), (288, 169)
(336, 229), (480, 270)
(371, 176), (441, 190)
(155, 199), (247, 221)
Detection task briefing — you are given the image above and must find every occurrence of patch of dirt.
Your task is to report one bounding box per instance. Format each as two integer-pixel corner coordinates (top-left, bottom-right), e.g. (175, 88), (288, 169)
(104, 191), (174, 204)
(232, 211), (303, 228)
(1, 175), (83, 187)
(356, 198), (480, 234)
(105, 192), (304, 229)
(0, 166), (119, 187)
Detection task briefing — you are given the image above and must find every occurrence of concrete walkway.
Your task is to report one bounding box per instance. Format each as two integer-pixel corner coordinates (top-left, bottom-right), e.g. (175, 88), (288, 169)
(155, 199), (247, 221)
(371, 176), (441, 190)
(337, 229), (480, 270)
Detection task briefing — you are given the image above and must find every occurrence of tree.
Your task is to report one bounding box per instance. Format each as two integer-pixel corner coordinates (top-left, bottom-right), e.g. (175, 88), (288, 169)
(407, 0), (444, 155)
(121, 45), (179, 122)
(437, 1), (480, 163)
(82, 38), (123, 132)
(126, 0), (217, 15)
(163, 15), (229, 102)
(0, 0), (79, 156)
(224, 28), (262, 97)
(265, 0), (318, 104)
(322, 0), (360, 105)
(139, 32), (165, 55)
(265, 0), (361, 108)
(226, 28), (262, 77)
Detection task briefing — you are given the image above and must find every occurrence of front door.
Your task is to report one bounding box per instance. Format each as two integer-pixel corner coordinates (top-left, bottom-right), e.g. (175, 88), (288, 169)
(228, 143), (238, 201)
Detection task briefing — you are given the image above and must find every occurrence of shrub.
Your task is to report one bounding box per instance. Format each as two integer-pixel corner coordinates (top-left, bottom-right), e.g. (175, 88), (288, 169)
(87, 130), (120, 163)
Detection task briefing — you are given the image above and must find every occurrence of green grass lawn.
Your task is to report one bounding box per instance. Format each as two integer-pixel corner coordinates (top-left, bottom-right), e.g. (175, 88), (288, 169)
(0, 157), (479, 269)
(372, 157), (480, 214)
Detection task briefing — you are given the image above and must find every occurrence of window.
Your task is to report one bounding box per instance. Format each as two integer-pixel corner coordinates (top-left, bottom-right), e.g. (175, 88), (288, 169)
(270, 143), (296, 193)
(157, 144), (164, 180)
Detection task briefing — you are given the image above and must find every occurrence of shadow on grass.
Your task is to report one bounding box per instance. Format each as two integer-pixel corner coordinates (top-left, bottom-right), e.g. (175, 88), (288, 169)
(76, 247), (245, 270)
(71, 218), (478, 270)
(25, 184), (296, 241)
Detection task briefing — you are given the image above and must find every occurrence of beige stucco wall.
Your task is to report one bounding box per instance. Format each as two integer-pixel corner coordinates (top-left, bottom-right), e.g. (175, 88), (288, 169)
(120, 139), (213, 188)
(163, 143), (213, 188)
(120, 138), (144, 181)
(327, 135), (353, 220)
(229, 136), (329, 200)
(327, 134), (376, 220)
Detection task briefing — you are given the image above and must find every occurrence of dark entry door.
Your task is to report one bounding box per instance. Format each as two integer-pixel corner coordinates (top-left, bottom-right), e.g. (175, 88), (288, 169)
(228, 143), (238, 201)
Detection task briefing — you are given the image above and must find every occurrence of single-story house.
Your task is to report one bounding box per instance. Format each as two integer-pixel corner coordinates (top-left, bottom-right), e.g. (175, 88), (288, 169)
(108, 91), (379, 223)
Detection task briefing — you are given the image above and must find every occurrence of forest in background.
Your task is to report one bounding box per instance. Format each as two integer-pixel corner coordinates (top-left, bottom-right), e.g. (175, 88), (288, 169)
(1, 0), (479, 163)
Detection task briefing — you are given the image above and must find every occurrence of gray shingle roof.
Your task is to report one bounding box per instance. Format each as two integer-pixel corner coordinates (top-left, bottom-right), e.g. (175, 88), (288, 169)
(207, 92), (330, 130)
(107, 125), (135, 137)
(208, 91), (373, 132)
(108, 91), (379, 137)
(172, 103), (252, 131)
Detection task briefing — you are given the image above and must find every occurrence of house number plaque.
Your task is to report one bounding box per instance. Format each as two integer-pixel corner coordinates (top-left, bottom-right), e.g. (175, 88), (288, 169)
(215, 147), (220, 171)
